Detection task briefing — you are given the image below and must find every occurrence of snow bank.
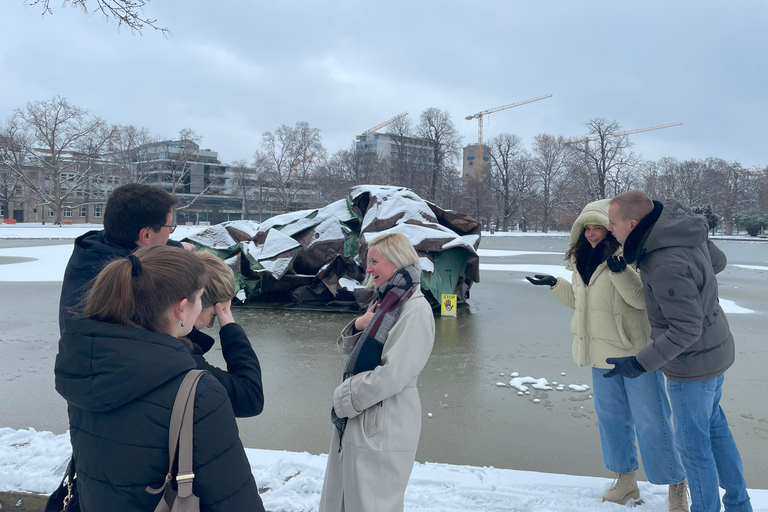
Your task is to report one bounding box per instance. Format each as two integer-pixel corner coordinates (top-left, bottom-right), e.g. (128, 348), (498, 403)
(2, 428), (765, 511)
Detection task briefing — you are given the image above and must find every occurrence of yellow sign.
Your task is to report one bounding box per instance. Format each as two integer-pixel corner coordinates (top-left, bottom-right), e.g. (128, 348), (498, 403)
(441, 294), (457, 317)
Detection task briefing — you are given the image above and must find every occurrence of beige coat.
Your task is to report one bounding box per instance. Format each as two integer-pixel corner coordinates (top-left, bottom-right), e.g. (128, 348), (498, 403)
(319, 289), (435, 512)
(549, 199), (652, 369)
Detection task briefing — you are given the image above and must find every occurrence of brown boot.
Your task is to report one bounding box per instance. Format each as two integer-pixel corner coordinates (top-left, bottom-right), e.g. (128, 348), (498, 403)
(669, 479), (690, 512)
(602, 472), (641, 504)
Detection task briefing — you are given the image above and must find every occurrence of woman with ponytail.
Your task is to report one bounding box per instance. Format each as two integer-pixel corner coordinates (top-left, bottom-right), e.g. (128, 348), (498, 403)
(54, 245), (264, 512)
(319, 232), (435, 512)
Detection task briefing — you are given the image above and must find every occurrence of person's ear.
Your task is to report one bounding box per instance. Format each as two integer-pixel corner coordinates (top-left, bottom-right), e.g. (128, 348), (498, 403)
(173, 298), (189, 321)
(629, 220), (638, 230)
(136, 227), (152, 247)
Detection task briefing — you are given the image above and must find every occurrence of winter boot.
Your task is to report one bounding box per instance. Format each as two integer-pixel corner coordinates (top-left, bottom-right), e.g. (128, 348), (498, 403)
(602, 472), (641, 505)
(669, 479), (690, 512)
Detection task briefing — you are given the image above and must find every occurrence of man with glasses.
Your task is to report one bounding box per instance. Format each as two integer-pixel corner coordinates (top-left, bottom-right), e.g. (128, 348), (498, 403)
(59, 183), (192, 334)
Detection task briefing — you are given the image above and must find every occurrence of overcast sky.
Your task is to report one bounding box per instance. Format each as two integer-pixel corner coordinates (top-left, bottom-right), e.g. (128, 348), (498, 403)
(1, 1), (766, 168)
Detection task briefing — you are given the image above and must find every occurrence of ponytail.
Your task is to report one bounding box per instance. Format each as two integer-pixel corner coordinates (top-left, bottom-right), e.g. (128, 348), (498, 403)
(83, 245), (208, 333)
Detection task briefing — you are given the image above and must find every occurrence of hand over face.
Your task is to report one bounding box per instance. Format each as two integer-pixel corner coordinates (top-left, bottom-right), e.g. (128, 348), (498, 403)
(526, 274), (557, 287)
(214, 300), (234, 327)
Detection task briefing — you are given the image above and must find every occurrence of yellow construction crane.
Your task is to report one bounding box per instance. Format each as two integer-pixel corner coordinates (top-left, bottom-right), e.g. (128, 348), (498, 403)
(465, 94), (552, 181)
(364, 112), (409, 135)
(564, 122), (682, 146)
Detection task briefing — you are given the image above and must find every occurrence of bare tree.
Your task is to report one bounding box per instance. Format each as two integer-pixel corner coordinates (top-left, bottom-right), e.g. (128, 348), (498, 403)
(229, 159), (262, 220)
(316, 144), (384, 203)
(708, 158), (746, 235)
(386, 115), (416, 187)
(28, 0), (169, 34)
(487, 133), (532, 231)
(531, 133), (570, 232)
(2, 97), (115, 224)
(254, 121), (326, 212)
(417, 108), (462, 201)
(107, 124), (155, 183)
(568, 118), (640, 199)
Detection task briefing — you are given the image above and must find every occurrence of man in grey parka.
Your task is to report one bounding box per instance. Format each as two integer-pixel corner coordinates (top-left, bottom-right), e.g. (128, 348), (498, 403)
(605, 190), (752, 512)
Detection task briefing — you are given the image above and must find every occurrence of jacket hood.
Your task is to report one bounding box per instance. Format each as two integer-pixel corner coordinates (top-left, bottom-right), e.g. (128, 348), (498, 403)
(69, 230), (134, 271)
(55, 317), (196, 412)
(642, 198), (708, 254)
(569, 199), (611, 246)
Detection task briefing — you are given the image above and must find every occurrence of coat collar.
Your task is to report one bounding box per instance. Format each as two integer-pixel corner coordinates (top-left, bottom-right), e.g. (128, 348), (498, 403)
(623, 200), (663, 264)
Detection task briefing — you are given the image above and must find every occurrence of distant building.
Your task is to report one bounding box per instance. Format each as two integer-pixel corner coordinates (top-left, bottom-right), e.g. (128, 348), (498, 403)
(355, 132), (436, 174)
(462, 144), (491, 181)
(128, 140), (238, 225)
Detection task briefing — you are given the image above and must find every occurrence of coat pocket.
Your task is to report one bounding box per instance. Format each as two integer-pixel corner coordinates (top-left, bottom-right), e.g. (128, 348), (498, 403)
(363, 402), (381, 438)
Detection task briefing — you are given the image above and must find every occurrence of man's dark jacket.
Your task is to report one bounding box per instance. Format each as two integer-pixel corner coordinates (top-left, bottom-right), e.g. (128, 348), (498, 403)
(55, 317), (264, 512)
(623, 198), (733, 382)
(58, 230), (182, 333)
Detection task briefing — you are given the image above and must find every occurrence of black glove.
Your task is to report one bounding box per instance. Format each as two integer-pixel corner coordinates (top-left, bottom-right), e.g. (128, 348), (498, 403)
(526, 274), (557, 287)
(606, 256), (627, 273)
(603, 356), (647, 379)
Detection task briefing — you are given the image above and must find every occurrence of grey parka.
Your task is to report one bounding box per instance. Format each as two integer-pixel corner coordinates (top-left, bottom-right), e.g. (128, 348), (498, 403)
(624, 198), (733, 382)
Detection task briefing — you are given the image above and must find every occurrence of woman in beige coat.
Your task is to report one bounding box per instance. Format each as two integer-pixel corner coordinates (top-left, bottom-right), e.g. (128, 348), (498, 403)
(527, 199), (687, 510)
(319, 232), (435, 512)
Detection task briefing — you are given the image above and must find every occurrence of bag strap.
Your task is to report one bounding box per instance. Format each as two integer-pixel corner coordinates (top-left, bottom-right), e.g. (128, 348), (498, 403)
(146, 369), (208, 496)
(176, 369), (205, 500)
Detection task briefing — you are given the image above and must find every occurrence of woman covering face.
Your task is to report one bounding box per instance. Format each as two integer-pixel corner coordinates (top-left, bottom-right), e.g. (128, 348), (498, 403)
(319, 232), (435, 512)
(54, 245), (265, 512)
(525, 199), (687, 508)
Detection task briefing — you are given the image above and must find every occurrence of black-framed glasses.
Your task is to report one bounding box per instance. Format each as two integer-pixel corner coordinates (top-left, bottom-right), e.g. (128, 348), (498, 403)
(162, 222), (177, 233)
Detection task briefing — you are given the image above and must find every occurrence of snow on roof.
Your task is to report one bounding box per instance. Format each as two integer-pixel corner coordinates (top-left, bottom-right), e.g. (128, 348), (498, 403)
(258, 256), (294, 280)
(364, 223), (476, 254)
(351, 186), (437, 232)
(259, 229), (301, 260)
(258, 208), (319, 233)
(338, 277), (363, 291)
(222, 220), (260, 238)
(186, 224), (237, 249)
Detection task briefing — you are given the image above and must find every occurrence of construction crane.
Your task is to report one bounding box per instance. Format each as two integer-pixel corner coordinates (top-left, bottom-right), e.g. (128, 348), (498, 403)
(363, 112), (409, 135)
(566, 122), (682, 199)
(465, 94), (552, 181)
(564, 122), (682, 146)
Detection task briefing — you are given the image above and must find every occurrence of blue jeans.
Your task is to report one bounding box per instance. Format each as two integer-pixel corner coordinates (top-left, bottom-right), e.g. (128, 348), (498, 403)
(667, 375), (752, 512)
(592, 368), (685, 484)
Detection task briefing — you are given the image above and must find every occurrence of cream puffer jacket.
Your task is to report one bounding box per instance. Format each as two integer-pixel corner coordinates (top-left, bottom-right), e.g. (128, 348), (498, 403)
(549, 199), (653, 368)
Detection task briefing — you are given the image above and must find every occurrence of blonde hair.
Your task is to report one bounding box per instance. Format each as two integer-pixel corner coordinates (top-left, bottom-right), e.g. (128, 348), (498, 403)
(198, 252), (236, 308)
(364, 232), (420, 288)
(610, 191), (654, 222)
(83, 245), (208, 333)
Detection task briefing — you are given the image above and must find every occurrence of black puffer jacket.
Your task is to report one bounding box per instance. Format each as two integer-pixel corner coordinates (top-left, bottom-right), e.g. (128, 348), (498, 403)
(55, 317), (264, 512)
(188, 324), (265, 418)
(58, 230), (184, 333)
(624, 199), (733, 382)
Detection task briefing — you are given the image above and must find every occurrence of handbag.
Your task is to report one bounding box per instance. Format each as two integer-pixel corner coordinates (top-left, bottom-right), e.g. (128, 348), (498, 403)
(146, 369), (208, 512)
(45, 457), (80, 512)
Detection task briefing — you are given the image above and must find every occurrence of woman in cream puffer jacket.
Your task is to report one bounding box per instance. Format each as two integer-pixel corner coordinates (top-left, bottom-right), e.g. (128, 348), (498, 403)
(527, 199), (686, 507)
(549, 199), (651, 367)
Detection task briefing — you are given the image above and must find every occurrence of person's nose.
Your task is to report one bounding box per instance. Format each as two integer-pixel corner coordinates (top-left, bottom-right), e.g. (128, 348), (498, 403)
(366, 264), (374, 273)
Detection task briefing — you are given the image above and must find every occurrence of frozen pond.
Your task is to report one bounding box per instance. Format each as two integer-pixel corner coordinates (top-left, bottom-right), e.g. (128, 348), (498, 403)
(0, 236), (765, 487)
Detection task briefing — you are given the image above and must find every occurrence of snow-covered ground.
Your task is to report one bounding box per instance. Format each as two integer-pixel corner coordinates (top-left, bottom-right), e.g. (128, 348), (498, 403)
(0, 223), (207, 240)
(1, 427), (765, 511)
